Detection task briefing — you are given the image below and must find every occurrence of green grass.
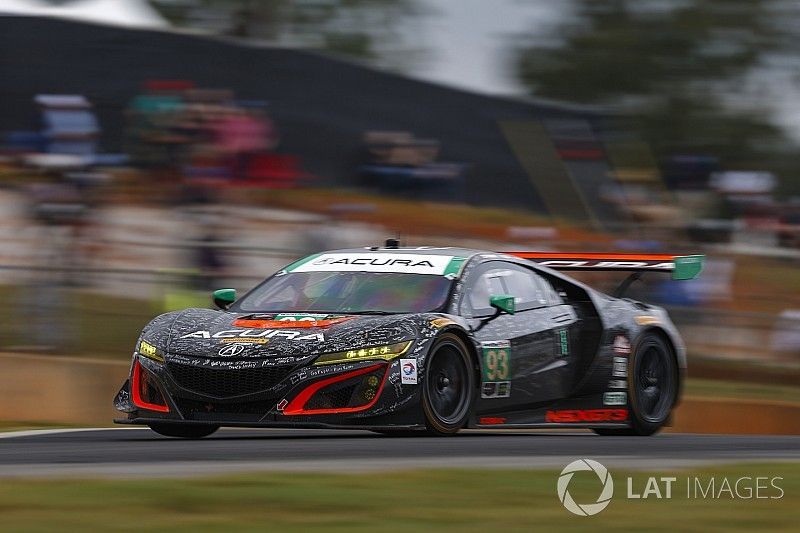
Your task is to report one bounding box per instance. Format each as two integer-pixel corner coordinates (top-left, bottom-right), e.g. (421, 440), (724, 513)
(0, 421), (78, 432)
(0, 421), (114, 433)
(0, 286), (161, 359)
(0, 464), (797, 531)
(685, 378), (800, 405)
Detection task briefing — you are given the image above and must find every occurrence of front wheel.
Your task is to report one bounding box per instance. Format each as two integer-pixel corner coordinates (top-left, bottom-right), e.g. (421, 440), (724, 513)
(420, 333), (476, 435)
(148, 422), (220, 439)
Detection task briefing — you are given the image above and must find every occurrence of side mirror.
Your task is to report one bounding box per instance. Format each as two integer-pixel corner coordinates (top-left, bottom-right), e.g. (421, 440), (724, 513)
(212, 288), (236, 310)
(489, 294), (516, 315)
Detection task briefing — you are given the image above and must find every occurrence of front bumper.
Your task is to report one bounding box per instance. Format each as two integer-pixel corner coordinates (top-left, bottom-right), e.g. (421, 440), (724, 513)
(114, 354), (423, 428)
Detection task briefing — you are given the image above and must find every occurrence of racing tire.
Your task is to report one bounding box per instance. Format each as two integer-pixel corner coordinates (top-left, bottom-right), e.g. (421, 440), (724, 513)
(594, 332), (678, 437)
(148, 422), (220, 439)
(420, 333), (476, 436)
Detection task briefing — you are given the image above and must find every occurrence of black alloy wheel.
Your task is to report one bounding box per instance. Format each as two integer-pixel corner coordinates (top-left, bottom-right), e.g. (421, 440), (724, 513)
(421, 333), (476, 435)
(594, 332), (678, 437)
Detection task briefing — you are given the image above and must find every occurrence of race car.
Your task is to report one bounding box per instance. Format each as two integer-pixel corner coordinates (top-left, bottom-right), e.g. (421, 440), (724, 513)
(114, 242), (704, 438)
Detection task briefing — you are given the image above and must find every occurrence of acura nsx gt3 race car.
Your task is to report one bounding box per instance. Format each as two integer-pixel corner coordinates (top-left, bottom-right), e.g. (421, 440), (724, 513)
(114, 244), (704, 438)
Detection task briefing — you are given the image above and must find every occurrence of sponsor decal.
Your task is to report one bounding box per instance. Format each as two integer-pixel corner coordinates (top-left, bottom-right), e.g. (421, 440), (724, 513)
(430, 317), (456, 329)
(287, 253), (457, 275)
(612, 357), (627, 377)
(545, 409), (628, 423)
(612, 335), (631, 355)
(218, 344), (246, 357)
(181, 329), (324, 342)
(558, 329), (570, 356)
(608, 379), (627, 389)
(558, 459), (614, 516)
(220, 338), (268, 344)
(537, 260), (673, 271)
(138, 340), (159, 358)
(481, 340), (511, 381)
(479, 417), (507, 425)
(635, 315), (661, 326)
(603, 392), (627, 406)
(400, 358), (418, 384)
(481, 381), (511, 399)
(232, 317), (352, 329)
(274, 313), (332, 321)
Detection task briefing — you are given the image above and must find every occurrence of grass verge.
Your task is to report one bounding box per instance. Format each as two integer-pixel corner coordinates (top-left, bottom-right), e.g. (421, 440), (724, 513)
(685, 378), (800, 405)
(0, 421), (79, 433)
(0, 464), (797, 531)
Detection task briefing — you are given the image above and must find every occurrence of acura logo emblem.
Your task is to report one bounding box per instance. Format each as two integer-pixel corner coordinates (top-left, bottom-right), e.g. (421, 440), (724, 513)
(218, 344), (246, 357)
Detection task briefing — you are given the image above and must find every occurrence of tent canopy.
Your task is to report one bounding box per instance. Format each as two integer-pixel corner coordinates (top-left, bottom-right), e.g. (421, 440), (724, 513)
(0, 0), (169, 28)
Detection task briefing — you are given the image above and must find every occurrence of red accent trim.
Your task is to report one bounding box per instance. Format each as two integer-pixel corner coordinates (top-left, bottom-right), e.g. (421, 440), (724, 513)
(479, 417), (507, 425)
(283, 363), (387, 415)
(131, 360), (170, 413)
(544, 409), (627, 423)
(232, 317), (355, 329)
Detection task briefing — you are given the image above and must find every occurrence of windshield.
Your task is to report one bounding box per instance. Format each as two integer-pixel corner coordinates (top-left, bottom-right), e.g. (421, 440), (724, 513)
(233, 271), (453, 314)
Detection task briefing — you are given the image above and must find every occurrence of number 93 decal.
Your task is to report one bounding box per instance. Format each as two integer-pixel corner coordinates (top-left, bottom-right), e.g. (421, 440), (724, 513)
(481, 341), (511, 381)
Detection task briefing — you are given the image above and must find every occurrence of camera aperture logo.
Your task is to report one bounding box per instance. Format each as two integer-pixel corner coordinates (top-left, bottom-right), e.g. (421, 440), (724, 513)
(557, 459), (614, 516)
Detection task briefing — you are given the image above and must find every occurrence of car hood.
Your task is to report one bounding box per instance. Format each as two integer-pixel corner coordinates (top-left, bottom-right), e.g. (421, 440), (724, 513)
(155, 308), (427, 361)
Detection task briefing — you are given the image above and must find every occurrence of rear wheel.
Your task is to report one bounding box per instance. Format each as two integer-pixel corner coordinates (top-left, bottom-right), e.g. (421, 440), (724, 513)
(594, 333), (678, 436)
(148, 422), (219, 439)
(420, 333), (475, 435)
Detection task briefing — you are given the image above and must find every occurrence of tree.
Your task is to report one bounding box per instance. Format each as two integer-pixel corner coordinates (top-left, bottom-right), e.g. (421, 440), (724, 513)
(513, 0), (800, 194)
(152, 0), (429, 72)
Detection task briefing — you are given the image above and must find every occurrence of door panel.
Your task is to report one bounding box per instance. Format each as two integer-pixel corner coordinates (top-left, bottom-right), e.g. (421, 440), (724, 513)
(472, 308), (556, 414)
(460, 261), (580, 415)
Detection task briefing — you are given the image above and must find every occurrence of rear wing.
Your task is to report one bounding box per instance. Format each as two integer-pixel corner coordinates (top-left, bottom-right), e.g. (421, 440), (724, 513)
(505, 252), (705, 281)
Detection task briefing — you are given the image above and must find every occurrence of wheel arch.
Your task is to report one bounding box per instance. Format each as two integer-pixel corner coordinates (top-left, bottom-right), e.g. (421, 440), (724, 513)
(436, 326), (481, 387)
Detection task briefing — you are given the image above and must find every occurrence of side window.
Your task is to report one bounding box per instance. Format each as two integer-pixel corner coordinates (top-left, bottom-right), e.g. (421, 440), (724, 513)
(467, 269), (501, 315)
(502, 268), (548, 308)
(464, 262), (561, 316)
(532, 274), (563, 306)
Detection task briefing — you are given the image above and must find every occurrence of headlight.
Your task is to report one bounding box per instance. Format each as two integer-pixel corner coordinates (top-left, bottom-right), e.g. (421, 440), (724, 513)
(314, 341), (412, 366)
(137, 339), (164, 363)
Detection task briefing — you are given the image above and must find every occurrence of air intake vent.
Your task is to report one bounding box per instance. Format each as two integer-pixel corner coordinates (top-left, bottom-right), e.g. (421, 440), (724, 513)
(167, 363), (294, 398)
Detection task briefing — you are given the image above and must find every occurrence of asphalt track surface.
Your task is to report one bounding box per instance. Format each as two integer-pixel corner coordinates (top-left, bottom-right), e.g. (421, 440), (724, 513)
(1, 428), (799, 477)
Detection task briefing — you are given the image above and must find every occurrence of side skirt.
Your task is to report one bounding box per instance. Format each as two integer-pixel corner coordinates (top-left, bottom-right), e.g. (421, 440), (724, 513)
(474, 422), (630, 430)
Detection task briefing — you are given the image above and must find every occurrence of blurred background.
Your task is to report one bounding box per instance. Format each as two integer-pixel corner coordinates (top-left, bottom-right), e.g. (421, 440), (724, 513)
(0, 0), (798, 431)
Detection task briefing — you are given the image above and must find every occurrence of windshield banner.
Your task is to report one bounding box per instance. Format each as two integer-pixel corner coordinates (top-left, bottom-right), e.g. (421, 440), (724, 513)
(288, 253), (458, 275)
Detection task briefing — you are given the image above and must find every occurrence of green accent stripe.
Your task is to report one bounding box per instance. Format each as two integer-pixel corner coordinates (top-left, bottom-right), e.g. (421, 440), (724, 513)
(443, 257), (467, 278)
(284, 253), (323, 272)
